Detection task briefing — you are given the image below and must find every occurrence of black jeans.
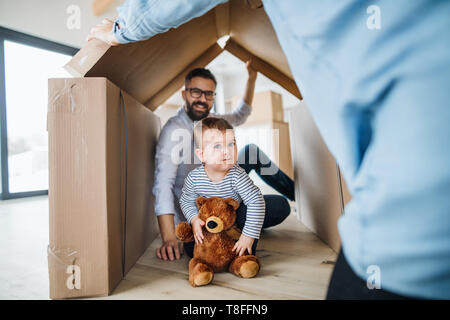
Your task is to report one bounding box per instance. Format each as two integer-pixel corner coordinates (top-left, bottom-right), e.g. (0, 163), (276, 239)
(184, 144), (294, 258)
(238, 143), (295, 202)
(326, 249), (415, 300)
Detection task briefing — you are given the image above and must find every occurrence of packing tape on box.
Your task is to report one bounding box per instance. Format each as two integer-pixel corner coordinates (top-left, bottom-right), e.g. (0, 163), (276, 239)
(47, 245), (79, 270)
(48, 82), (80, 113)
(47, 245), (82, 291)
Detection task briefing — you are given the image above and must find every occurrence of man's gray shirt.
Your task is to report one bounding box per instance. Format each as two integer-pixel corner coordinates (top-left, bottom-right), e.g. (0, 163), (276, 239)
(152, 100), (252, 226)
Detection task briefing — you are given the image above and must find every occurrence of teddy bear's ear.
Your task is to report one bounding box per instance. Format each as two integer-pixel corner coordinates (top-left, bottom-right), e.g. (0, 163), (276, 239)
(225, 197), (240, 210)
(196, 196), (207, 209)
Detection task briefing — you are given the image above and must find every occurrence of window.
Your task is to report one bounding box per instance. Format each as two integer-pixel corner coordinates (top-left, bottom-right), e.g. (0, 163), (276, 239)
(0, 27), (78, 199)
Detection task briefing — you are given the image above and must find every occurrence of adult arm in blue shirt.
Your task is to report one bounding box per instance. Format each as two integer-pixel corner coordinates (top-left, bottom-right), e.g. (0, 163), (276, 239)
(88, 0), (227, 45)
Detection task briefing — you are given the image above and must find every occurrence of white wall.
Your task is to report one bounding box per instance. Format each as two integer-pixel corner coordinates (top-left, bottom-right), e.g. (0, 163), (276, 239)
(165, 51), (301, 115)
(208, 51), (301, 116)
(0, 0), (124, 49)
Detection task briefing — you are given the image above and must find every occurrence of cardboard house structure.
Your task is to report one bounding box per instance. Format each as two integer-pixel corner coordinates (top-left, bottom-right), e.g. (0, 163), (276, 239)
(47, 0), (350, 299)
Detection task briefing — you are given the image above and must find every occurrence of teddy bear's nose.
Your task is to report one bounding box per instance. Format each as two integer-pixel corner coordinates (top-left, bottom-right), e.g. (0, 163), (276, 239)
(207, 221), (218, 229)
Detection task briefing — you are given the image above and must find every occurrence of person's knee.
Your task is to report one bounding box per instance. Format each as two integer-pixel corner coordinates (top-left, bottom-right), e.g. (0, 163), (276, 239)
(263, 195), (291, 227)
(277, 197), (291, 221)
(239, 143), (259, 159)
(244, 143), (258, 151)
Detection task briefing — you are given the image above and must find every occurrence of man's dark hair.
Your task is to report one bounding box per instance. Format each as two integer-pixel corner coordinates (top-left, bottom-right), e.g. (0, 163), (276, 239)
(185, 68), (217, 87)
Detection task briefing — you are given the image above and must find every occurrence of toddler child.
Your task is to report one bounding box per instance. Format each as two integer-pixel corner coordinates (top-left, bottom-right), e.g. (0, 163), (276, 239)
(179, 117), (265, 257)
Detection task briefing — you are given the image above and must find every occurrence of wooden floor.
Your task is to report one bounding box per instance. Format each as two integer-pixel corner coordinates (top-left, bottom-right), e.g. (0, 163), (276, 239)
(0, 193), (336, 300)
(97, 210), (337, 300)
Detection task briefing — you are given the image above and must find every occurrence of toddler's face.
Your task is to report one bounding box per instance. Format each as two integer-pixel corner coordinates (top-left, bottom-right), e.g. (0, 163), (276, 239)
(198, 128), (237, 172)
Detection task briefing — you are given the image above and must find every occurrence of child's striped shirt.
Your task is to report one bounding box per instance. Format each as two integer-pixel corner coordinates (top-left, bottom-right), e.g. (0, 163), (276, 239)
(180, 164), (265, 239)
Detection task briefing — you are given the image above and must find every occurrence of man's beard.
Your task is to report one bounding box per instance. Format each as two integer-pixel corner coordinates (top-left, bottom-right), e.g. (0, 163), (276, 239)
(185, 100), (210, 121)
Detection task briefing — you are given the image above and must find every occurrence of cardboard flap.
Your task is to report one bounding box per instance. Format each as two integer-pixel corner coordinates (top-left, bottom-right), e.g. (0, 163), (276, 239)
(229, 0), (293, 79)
(65, 9), (218, 106)
(64, 1), (301, 110)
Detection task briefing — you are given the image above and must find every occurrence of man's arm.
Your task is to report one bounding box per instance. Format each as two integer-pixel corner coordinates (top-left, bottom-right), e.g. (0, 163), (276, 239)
(88, 0), (228, 45)
(214, 60), (258, 127)
(243, 60), (258, 106)
(156, 214), (181, 261)
(152, 120), (182, 261)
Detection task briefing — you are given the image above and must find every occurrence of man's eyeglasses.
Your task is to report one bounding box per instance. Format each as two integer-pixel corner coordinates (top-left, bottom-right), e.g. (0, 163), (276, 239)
(186, 88), (216, 101)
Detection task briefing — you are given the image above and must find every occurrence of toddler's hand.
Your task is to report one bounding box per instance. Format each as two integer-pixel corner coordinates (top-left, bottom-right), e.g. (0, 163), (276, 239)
(233, 234), (255, 256)
(191, 216), (205, 244)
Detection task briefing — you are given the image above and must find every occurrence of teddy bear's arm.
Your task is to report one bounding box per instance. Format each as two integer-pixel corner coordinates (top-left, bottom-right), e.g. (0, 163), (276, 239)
(225, 224), (242, 241)
(175, 221), (194, 242)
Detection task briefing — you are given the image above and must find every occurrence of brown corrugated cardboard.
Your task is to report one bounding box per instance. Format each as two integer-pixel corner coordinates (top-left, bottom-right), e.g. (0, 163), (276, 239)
(235, 120), (293, 180)
(228, 90), (284, 125)
(63, 1), (302, 111)
(287, 103), (351, 252)
(153, 103), (180, 127)
(47, 77), (160, 299)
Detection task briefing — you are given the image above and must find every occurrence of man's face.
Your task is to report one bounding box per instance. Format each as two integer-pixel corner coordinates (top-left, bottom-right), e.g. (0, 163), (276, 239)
(182, 76), (216, 121)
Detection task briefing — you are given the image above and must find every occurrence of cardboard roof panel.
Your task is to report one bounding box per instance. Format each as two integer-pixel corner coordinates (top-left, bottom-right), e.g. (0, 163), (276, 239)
(65, 1), (302, 108)
(229, 0), (292, 78)
(144, 43), (224, 110)
(66, 9), (219, 104)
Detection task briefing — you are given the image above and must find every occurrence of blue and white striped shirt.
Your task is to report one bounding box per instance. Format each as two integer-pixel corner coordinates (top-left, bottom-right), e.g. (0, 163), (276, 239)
(180, 164), (265, 239)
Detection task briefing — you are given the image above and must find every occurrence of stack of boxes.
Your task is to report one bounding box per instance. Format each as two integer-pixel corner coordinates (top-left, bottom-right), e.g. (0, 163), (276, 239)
(229, 90), (294, 186)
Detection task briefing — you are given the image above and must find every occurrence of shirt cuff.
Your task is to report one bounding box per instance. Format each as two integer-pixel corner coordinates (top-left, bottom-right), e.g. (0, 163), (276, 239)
(155, 201), (176, 216)
(112, 22), (132, 44)
(186, 214), (198, 224)
(238, 99), (251, 113)
(242, 228), (260, 240)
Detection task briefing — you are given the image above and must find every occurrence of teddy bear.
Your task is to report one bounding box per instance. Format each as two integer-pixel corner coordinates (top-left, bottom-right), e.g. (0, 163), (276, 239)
(175, 196), (261, 287)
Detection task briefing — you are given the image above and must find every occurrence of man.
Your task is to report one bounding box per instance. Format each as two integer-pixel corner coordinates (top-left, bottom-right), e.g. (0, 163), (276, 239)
(89, 0), (450, 299)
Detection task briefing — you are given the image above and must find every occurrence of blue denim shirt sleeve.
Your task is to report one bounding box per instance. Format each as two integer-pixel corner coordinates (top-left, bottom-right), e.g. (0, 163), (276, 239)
(113, 0), (228, 43)
(152, 118), (182, 216)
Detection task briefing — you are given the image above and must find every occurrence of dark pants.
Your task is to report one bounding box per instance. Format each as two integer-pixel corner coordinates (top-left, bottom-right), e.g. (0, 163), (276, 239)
(326, 249), (415, 300)
(184, 144), (295, 258)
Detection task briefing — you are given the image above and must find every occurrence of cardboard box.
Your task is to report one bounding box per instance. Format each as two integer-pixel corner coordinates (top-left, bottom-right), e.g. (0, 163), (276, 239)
(228, 90), (284, 125)
(64, 2), (302, 110)
(287, 103), (351, 252)
(235, 121), (293, 180)
(153, 103), (180, 127)
(47, 77), (160, 299)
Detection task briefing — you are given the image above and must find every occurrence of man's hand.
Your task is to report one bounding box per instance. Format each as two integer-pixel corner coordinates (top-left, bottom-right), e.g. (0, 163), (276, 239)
(191, 216), (205, 244)
(156, 214), (182, 261)
(156, 239), (183, 261)
(246, 59), (257, 82)
(232, 234), (255, 256)
(87, 18), (121, 46)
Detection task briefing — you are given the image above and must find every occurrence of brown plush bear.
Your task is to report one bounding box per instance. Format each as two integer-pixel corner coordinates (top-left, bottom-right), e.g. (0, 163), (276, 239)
(176, 196), (261, 287)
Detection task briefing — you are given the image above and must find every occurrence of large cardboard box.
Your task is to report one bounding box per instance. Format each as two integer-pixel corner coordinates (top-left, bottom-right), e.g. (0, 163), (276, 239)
(228, 90), (284, 125)
(235, 121), (293, 180)
(287, 103), (351, 252)
(47, 77), (160, 299)
(153, 103), (180, 127)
